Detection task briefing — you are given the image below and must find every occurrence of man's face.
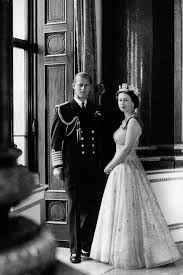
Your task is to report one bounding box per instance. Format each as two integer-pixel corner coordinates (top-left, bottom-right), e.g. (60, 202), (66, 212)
(73, 76), (91, 102)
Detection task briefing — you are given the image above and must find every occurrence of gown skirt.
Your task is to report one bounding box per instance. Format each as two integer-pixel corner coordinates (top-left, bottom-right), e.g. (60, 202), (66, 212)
(90, 155), (181, 269)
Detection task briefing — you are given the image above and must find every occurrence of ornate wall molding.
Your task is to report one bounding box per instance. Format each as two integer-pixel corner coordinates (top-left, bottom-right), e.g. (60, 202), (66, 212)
(46, 64), (66, 189)
(137, 143), (183, 170)
(45, 32), (66, 56)
(138, 144), (183, 151)
(140, 155), (183, 162)
(149, 175), (183, 183)
(169, 223), (183, 231)
(45, 0), (66, 23)
(46, 200), (68, 224)
(147, 168), (183, 182)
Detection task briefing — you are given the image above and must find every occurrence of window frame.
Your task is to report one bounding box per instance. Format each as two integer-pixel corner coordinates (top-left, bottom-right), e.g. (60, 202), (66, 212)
(13, 0), (38, 171)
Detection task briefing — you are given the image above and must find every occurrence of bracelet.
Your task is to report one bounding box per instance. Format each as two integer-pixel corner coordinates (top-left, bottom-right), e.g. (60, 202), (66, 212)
(109, 166), (113, 172)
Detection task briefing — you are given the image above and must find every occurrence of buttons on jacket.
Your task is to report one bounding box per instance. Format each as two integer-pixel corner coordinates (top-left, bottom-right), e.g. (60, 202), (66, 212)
(79, 128), (96, 156)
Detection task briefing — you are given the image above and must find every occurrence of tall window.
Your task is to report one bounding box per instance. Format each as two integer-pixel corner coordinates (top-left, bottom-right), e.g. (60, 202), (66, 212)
(13, 0), (37, 170)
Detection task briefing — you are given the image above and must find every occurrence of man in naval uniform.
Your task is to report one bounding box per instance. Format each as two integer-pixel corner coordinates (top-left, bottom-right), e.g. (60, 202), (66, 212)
(51, 72), (104, 264)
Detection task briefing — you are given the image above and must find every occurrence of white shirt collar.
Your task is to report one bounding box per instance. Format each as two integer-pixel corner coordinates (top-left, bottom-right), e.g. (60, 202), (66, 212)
(74, 96), (87, 108)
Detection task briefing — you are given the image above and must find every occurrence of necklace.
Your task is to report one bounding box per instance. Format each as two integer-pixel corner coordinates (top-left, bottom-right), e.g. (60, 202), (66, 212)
(121, 113), (136, 129)
(124, 112), (135, 120)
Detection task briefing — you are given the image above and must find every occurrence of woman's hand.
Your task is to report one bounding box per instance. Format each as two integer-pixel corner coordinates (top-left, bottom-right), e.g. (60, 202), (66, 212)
(104, 165), (113, 175)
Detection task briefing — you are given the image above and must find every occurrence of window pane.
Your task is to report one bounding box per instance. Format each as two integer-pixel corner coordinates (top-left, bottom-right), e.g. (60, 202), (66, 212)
(14, 136), (28, 165)
(13, 0), (28, 40)
(13, 47), (28, 136)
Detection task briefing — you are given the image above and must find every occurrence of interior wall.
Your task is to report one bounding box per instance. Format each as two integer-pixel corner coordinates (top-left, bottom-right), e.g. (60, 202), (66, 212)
(148, 169), (183, 243)
(100, 0), (126, 164)
(151, 0), (174, 145)
(95, 0), (102, 83)
(102, 0), (183, 170)
(102, 0), (152, 163)
(174, 0), (183, 144)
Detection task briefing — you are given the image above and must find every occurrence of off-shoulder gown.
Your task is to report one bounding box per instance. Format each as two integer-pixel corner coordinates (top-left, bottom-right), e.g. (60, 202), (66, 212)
(90, 116), (181, 269)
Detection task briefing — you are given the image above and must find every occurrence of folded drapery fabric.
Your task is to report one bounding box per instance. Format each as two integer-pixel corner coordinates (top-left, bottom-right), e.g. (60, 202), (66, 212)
(74, 0), (97, 102)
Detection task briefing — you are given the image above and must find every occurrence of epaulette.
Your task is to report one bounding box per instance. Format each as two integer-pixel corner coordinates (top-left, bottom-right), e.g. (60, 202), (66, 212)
(55, 101), (69, 108)
(56, 102), (79, 126)
(53, 101), (69, 115)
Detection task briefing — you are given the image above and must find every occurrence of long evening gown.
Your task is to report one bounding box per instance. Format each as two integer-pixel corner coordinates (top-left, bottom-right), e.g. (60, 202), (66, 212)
(90, 115), (181, 269)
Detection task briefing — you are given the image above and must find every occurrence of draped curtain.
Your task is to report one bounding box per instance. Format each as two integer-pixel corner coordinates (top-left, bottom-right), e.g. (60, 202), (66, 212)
(74, 0), (97, 102)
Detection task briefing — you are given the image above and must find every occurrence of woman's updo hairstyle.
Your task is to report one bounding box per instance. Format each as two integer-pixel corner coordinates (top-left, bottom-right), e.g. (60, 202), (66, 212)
(115, 83), (140, 109)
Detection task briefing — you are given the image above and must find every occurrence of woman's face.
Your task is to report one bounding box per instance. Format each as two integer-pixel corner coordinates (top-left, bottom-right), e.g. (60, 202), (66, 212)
(118, 92), (134, 114)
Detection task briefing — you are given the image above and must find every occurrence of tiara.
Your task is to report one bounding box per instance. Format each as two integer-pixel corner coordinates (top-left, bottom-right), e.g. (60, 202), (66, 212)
(118, 83), (140, 96)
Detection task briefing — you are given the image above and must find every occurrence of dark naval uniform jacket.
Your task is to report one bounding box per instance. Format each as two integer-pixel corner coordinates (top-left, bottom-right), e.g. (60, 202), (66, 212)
(51, 99), (104, 203)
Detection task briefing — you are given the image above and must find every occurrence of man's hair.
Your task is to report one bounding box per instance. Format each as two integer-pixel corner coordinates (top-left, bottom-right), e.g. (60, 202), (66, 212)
(73, 72), (92, 85)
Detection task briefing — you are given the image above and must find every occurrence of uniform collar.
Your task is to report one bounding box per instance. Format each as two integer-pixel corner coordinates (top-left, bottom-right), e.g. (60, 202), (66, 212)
(74, 96), (87, 108)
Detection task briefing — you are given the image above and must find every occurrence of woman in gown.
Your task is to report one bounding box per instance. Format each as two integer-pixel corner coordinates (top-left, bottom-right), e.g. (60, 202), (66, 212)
(90, 83), (181, 269)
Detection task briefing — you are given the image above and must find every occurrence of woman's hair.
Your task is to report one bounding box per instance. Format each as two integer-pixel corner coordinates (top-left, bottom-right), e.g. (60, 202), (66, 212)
(115, 90), (139, 109)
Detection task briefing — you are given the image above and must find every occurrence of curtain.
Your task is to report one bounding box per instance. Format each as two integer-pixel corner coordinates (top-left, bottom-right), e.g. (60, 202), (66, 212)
(74, 0), (97, 102)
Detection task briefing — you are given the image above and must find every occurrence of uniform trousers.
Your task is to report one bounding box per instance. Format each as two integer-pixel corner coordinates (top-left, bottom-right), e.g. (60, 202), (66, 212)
(64, 157), (102, 255)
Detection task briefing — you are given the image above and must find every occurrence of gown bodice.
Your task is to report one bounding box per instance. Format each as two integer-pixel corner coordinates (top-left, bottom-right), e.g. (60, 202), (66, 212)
(113, 116), (142, 158)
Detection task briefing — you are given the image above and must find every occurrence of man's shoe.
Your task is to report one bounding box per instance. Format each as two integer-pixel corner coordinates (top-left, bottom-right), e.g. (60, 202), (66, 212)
(81, 249), (90, 258)
(70, 253), (81, 264)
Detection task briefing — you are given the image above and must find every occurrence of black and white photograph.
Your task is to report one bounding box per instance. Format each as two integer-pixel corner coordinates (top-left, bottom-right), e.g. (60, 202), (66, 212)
(0, 0), (183, 274)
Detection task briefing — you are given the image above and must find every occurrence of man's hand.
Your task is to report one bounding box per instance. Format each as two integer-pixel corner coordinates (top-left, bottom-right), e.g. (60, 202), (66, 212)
(53, 167), (63, 180)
